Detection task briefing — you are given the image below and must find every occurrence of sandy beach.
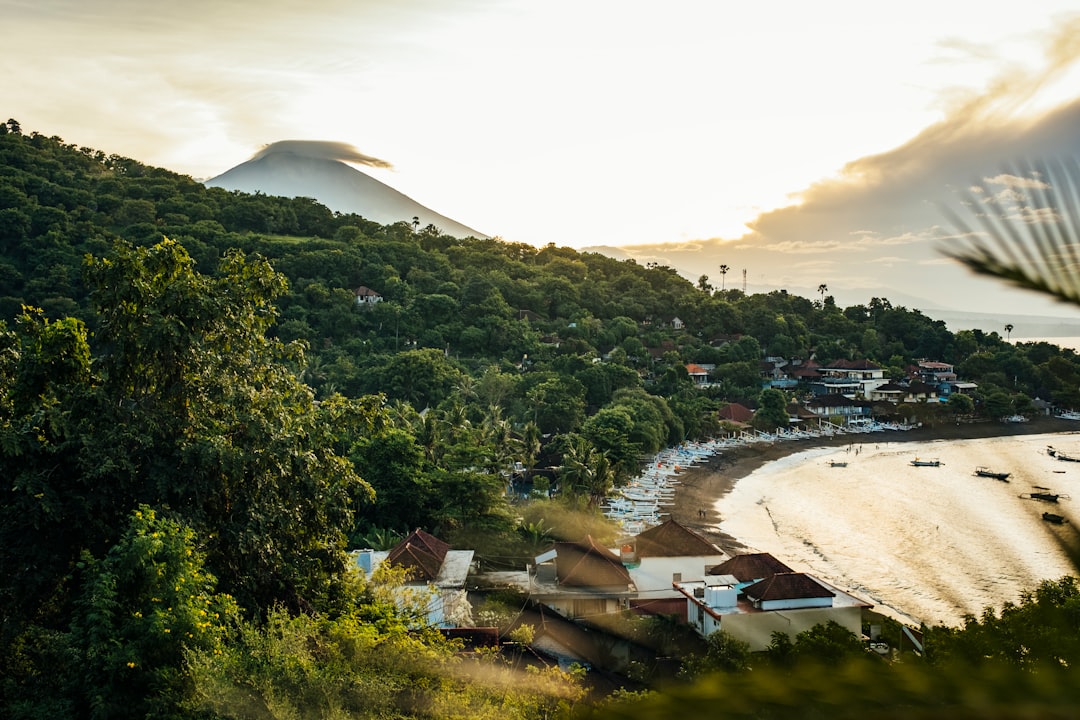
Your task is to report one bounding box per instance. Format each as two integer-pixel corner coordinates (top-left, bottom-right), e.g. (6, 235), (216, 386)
(671, 415), (1080, 553)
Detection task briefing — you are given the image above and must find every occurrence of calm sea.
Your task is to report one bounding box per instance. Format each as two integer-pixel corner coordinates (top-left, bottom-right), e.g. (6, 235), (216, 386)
(1011, 336), (1080, 352)
(714, 431), (1080, 626)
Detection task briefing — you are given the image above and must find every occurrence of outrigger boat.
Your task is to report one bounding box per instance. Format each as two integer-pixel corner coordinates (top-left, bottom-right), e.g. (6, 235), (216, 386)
(974, 466), (1010, 481)
(1043, 512), (1068, 525)
(911, 457), (942, 467)
(1047, 446), (1080, 462)
(1021, 490), (1071, 503)
(828, 460), (848, 468)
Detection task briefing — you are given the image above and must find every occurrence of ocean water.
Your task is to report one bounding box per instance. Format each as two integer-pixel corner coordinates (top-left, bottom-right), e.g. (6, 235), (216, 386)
(1010, 335), (1080, 352)
(714, 431), (1080, 627)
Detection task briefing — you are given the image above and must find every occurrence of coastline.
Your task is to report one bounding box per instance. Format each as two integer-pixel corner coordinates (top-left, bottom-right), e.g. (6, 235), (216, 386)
(671, 415), (1080, 553)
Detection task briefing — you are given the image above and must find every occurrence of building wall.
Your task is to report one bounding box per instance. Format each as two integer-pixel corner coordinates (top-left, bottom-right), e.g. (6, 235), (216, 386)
(544, 596), (621, 620)
(685, 597), (863, 651)
(631, 556), (724, 594)
(719, 606), (863, 651)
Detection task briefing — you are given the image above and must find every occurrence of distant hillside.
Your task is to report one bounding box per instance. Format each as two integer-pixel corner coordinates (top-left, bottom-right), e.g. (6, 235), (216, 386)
(205, 142), (487, 239)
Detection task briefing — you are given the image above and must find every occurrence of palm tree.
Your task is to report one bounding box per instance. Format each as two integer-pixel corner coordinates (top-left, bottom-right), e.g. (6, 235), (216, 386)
(1005, 323), (1014, 341)
(818, 283), (828, 307)
(943, 158), (1080, 308)
(719, 264), (729, 291)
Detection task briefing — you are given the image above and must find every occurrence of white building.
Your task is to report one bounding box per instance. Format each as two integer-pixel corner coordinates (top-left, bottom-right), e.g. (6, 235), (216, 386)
(674, 553), (871, 651)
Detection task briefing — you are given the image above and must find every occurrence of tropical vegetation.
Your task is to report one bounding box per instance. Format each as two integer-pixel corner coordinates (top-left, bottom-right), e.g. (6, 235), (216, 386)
(5, 119), (1080, 717)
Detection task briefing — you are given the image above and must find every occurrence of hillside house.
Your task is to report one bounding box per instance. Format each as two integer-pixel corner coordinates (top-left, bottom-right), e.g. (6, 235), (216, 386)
(500, 522), (728, 621)
(676, 552), (871, 650)
(531, 536), (635, 619)
(685, 363), (711, 386)
(354, 285), (382, 306)
(619, 519), (728, 617)
(353, 529), (474, 628)
(913, 360), (977, 399)
(811, 359), (886, 397)
(803, 394), (872, 422)
(718, 402), (755, 426)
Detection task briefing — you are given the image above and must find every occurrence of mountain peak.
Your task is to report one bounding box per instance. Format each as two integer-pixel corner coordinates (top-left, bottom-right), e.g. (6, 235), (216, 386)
(205, 141), (486, 239)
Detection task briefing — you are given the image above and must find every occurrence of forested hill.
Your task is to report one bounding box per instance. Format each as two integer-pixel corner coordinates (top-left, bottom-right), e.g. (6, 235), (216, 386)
(4, 120), (1080, 411)
(8, 120), (1080, 717)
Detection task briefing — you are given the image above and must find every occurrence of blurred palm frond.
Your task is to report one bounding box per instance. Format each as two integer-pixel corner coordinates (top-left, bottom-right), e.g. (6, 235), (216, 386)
(942, 158), (1080, 308)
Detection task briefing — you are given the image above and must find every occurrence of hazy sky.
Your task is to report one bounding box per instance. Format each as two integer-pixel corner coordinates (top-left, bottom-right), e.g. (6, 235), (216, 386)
(6, 1), (1080, 317)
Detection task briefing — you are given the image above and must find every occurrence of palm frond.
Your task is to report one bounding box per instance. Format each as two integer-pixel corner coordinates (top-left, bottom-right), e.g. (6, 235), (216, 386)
(942, 158), (1080, 307)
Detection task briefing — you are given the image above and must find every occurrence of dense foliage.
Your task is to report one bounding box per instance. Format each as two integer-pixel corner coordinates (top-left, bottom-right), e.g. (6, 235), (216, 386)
(5, 120), (1080, 717)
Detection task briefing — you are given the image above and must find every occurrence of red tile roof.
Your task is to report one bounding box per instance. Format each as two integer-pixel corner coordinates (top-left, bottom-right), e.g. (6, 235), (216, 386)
(386, 529), (450, 582)
(633, 519), (723, 557)
(718, 403), (754, 423)
(552, 536), (632, 588)
(743, 572), (835, 601)
(708, 552), (794, 582)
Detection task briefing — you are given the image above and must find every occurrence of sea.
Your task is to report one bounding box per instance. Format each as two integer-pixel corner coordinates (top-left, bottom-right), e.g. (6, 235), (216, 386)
(713, 430), (1080, 627)
(1010, 335), (1080, 352)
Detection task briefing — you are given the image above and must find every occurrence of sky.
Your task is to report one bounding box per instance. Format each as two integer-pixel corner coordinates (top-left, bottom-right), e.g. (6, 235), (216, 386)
(7, 1), (1080, 320)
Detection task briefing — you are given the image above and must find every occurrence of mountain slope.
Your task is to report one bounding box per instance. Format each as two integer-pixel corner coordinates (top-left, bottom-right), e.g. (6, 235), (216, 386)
(205, 145), (487, 239)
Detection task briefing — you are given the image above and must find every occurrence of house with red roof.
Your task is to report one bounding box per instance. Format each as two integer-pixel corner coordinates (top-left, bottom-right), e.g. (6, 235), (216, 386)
(521, 521), (727, 621)
(684, 363), (711, 386)
(718, 402), (755, 425)
(354, 285), (382, 306)
(353, 528), (475, 628)
(530, 536), (635, 619)
(621, 519), (728, 617)
(675, 552), (871, 650)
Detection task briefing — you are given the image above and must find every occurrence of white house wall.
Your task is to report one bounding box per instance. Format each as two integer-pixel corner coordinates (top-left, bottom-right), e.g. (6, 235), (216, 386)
(685, 599), (863, 652)
(720, 606), (863, 652)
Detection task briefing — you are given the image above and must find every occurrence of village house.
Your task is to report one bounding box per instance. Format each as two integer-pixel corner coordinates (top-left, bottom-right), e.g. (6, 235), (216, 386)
(869, 380), (939, 404)
(354, 285), (382, 306)
(530, 536), (635, 620)
(912, 360), (978, 399)
(675, 552), (872, 650)
(802, 393), (873, 422)
(353, 529), (474, 629)
(810, 359), (887, 398)
(685, 363), (711, 387)
(618, 519), (728, 617)
(718, 402), (755, 426)
(490, 521), (729, 622)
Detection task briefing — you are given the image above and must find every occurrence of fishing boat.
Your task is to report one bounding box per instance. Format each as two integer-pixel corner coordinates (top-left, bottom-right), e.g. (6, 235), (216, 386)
(1047, 446), (1080, 462)
(1022, 491), (1070, 503)
(973, 466), (1010, 481)
(828, 460), (848, 468)
(910, 458), (942, 467)
(1043, 512), (1068, 525)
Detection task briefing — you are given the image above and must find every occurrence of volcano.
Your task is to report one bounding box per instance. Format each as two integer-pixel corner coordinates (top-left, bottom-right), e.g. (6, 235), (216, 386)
(204, 141), (486, 239)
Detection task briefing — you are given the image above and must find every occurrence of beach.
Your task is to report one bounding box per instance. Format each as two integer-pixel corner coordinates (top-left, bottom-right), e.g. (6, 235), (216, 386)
(667, 416), (1080, 625)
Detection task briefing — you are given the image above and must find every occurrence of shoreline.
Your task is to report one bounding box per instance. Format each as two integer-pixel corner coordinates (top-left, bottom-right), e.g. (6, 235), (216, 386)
(670, 415), (1080, 553)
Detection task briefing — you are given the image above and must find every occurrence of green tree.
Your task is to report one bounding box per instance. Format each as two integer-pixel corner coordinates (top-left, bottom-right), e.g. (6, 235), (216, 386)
(71, 506), (239, 719)
(753, 388), (790, 431)
(350, 427), (432, 533)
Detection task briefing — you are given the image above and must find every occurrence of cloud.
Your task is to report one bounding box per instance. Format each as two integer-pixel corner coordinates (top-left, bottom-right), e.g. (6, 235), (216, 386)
(984, 172), (1051, 189)
(251, 140), (393, 169)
